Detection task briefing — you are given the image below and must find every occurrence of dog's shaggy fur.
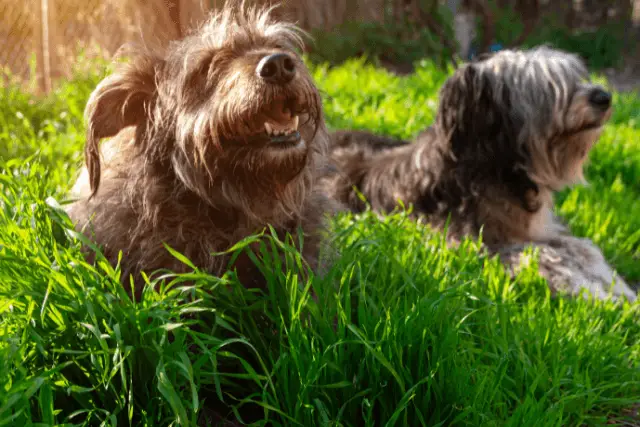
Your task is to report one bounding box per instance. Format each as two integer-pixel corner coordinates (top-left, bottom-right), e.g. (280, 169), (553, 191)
(66, 4), (342, 297)
(319, 46), (636, 301)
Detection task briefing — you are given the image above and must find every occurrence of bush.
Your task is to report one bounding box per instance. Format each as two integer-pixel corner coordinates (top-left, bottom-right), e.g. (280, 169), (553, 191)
(306, 15), (455, 71)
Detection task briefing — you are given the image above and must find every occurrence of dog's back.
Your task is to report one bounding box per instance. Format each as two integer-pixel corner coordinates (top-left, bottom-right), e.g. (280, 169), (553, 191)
(330, 129), (411, 153)
(320, 128), (441, 213)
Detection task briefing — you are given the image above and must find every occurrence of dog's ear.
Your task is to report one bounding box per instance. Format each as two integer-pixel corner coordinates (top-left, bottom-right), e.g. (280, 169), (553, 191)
(436, 64), (478, 140)
(84, 54), (159, 197)
(436, 64), (511, 161)
(437, 64), (540, 212)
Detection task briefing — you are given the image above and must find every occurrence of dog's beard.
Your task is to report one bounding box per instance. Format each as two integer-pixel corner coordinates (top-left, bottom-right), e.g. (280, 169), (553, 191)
(220, 134), (311, 189)
(522, 95), (610, 191)
(210, 86), (322, 192)
(213, 106), (318, 187)
(169, 109), (318, 224)
(551, 126), (603, 186)
(213, 143), (313, 223)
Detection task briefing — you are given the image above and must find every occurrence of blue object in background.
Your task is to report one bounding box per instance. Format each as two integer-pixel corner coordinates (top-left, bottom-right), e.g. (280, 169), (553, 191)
(468, 43), (504, 60)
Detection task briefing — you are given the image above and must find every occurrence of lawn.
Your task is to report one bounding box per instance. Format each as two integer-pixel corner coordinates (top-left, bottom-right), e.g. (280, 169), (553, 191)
(1, 56), (640, 426)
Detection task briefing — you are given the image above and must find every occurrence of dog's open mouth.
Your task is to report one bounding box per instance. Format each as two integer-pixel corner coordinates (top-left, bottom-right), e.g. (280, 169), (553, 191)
(261, 98), (303, 148)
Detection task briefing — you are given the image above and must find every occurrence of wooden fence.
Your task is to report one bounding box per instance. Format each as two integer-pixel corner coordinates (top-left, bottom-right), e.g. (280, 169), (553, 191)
(1, 0), (209, 94)
(0, 0), (393, 94)
(1, 0), (637, 94)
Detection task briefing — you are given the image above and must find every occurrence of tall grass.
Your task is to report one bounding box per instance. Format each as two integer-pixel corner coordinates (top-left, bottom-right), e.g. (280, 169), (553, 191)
(1, 57), (639, 426)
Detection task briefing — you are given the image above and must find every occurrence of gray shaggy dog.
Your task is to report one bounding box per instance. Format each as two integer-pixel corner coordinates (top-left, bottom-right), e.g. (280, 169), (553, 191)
(66, 4), (342, 299)
(319, 46), (636, 302)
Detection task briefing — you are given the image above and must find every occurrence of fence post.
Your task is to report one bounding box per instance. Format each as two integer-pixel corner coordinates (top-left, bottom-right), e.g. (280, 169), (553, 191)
(35, 0), (50, 94)
(34, 0), (61, 94)
(47, 0), (60, 86)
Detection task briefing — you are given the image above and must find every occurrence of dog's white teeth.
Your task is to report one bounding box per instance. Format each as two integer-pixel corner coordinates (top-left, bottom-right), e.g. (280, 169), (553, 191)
(265, 118), (299, 137)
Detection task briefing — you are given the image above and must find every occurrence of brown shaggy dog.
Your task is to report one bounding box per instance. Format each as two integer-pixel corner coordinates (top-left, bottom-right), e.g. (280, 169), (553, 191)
(319, 46), (637, 302)
(66, 5), (342, 298)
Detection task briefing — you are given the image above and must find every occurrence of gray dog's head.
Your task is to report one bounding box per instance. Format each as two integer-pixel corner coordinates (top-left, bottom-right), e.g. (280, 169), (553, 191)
(435, 46), (611, 209)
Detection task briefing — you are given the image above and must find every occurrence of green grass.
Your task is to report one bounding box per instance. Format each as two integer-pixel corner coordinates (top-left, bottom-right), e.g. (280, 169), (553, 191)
(1, 56), (640, 426)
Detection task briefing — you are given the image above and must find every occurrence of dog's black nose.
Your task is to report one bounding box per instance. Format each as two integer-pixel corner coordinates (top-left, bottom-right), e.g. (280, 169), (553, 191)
(589, 88), (612, 109)
(257, 53), (296, 84)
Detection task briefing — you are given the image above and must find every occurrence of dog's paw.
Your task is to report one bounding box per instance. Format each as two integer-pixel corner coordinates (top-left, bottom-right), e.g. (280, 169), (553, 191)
(496, 239), (637, 303)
